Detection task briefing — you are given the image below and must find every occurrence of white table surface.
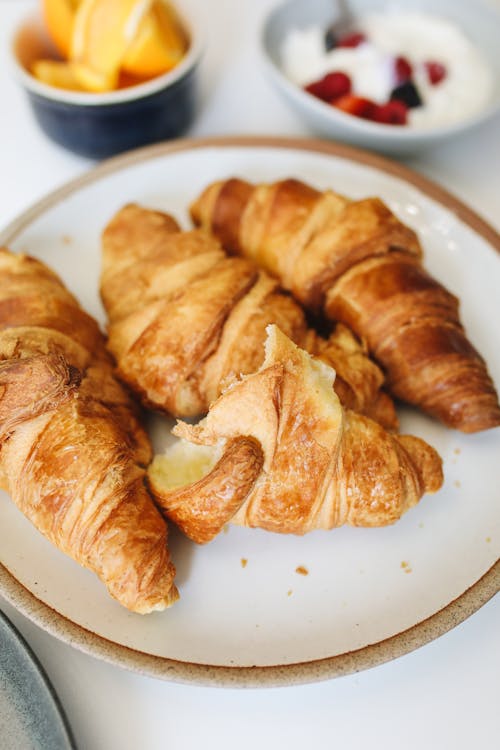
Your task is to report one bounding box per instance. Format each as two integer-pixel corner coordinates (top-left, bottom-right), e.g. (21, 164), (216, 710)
(0, 1), (499, 748)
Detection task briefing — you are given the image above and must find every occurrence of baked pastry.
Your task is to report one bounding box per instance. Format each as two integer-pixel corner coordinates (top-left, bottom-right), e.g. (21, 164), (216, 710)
(0, 247), (178, 613)
(100, 203), (397, 428)
(148, 326), (443, 543)
(190, 178), (500, 433)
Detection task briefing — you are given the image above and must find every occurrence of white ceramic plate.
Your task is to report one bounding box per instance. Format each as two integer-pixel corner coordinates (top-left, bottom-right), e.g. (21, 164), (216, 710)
(0, 137), (498, 687)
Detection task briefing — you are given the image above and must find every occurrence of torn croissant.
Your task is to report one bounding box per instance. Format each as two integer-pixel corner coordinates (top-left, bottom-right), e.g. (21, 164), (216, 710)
(148, 326), (443, 543)
(100, 203), (397, 429)
(0, 247), (178, 613)
(190, 178), (500, 433)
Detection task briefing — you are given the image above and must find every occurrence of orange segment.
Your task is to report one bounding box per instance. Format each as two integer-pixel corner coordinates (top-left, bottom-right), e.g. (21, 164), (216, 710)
(38, 0), (187, 93)
(31, 59), (85, 91)
(70, 0), (154, 92)
(41, 0), (80, 59)
(122, 1), (188, 78)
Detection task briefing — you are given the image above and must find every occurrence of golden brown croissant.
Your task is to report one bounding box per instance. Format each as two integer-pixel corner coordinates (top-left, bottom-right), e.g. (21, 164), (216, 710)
(190, 178), (500, 434)
(148, 326), (443, 543)
(0, 247), (178, 613)
(100, 203), (397, 428)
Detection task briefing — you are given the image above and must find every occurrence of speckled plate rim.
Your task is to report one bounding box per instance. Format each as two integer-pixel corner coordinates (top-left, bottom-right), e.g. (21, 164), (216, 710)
(0, 135), (498, 688)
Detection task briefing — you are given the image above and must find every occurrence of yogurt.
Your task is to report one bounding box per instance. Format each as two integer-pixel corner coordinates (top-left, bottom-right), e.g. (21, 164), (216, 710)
(281, 11), (494, 128)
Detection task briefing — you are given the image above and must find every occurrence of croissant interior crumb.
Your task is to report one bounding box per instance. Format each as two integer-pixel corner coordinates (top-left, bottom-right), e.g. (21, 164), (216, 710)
(149, 440), (223, 491)
(264, 323), (337, 395)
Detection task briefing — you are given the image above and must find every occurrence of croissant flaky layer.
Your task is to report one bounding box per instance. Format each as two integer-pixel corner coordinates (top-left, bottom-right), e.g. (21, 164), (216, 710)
(148, 327), (443, 543)
(101, 203), (397, 428)
(190, 178), (500, 434)
(0, 247), (178, 613)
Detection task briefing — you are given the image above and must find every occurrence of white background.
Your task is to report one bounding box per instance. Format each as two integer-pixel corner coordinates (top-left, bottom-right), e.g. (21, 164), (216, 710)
(0, 1), (499, 748)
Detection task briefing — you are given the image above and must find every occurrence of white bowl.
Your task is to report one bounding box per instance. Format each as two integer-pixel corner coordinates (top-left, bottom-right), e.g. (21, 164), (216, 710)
(260, 0), (500, 155)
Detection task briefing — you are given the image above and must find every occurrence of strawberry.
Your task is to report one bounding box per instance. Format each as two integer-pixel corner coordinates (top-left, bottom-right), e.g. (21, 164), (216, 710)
(305, 71), (352, 102)
(424, 61), (447, 85)
(373, 100), (408, 125)
(337, 31), (366, 48)
(333, 94), (377, 119)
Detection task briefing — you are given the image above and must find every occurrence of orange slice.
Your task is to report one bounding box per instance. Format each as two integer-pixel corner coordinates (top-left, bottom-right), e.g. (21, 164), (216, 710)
(71, 0), (154, 92)
(41, 0), (80, 59)
(121, 1), (187, 78)
(31, 59), (85, 91)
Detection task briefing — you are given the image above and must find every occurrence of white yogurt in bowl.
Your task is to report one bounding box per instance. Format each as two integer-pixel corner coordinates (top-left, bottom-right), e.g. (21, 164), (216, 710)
(281, 10), (494, 129)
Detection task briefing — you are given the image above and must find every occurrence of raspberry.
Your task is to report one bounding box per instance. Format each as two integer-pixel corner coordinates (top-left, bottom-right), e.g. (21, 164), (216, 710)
(394, 56), (413, 83)
(373, 100), (408, 125)
(333, 94), (377, 119)
(337, 32), (366, 48)
(305, 71), (352, 102)
(424, 61), (447, 85)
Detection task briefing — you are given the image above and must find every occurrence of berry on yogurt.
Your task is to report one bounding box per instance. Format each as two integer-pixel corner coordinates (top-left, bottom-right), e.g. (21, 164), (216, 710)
(334, 95), (377, 119)
(390, 81), (423, 109)
(373, 100), (408, 125)
(424, 61), (447, 85)
(336, 31), (366, 48)
(305, 71), (351, 101)
(394, 56), (413, 83)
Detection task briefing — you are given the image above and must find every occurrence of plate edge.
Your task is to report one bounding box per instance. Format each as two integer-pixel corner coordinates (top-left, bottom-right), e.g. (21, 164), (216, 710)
(0, 135), (499, 253)
(0, 559), (498, 688)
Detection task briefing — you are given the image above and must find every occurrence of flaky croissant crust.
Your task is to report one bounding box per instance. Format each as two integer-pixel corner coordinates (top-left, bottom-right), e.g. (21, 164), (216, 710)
(148, 327), (443, 543)
(190, 177), (500, 434)
(0, 247), (177, 613)
(101, 203), (397, 428)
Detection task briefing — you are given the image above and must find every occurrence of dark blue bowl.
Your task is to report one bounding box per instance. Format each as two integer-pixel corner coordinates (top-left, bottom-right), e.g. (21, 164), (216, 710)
(12, 12), (203, 160)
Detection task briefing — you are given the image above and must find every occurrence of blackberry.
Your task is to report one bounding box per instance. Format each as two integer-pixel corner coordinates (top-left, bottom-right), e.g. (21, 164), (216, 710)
(390, 81), (422, 109)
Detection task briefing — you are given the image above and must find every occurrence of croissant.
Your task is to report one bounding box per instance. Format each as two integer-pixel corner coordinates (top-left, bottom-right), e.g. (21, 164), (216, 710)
(190, 178), (500, 434)
(100, 203), (397, 428)
(148, 326), (443, 543)
(0, 247), (178, 613)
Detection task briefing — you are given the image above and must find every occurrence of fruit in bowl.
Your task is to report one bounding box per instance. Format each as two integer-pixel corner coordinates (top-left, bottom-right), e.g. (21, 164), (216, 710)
(33, 0), (188, 93)
(10, 0), (201, 158)
(281, 10), (494, 129)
